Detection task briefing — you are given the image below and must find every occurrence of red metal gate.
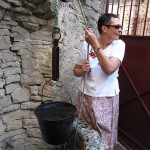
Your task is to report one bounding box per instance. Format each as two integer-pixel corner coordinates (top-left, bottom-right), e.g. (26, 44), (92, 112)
(106, 0), (150, 36)
(105, 1), (150, 150)
(118, 36), (150, 150)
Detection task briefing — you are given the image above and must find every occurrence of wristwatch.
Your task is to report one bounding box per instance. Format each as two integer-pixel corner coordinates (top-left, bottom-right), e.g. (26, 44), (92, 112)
(94, 47), (101, 52)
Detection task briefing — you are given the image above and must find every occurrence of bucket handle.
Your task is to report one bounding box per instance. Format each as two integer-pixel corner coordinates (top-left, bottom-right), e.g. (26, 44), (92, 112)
(41, 80), (72, 104)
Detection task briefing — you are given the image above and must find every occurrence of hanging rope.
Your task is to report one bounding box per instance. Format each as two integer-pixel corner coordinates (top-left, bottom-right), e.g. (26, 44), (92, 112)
(51, 0), (90, 147)
(53, 0), (60, 32)
(73, 1), (90, 148)
(77, 0), (88, 28)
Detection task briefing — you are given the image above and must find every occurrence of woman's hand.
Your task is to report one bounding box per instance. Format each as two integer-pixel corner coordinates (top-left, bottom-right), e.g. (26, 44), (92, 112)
(82, 60), (90, 72)
(73, 60), (90, 77)
(85, 28), (99, 49)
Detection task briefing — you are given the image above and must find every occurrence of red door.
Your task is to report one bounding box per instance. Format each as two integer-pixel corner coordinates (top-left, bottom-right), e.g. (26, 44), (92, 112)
(118, 35), (150, 150)
(105, 0), (150, 149)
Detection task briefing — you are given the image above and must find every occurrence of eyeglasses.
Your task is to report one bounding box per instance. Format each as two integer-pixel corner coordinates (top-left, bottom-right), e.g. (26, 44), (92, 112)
(104, 24), (122, 29)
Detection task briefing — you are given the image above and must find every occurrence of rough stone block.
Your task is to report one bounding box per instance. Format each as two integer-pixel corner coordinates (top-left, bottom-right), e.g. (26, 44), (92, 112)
(0, 36), (11, 49)
(0, 79), (5, 88)
(27, 128), (42, 138)
(0, 120), (6, 136)
(2, 110), (31, 124)
(0, 69), (3, 78)
(5, 74), (20, 84)
(11, 88), (30, 103)
(0, 29), (10, 36)
(6, 120), (22, 131)
(21, 74), (44, 86)
(0, 89), (5, 99)
(3, 67), (21, 77)
(0, 95), (11, 111)
(0, 104), (20, 115)
(21, 102), (40, 110)
(23, 118), (39, 128)
(0, 50), (17, 63)
(5, 83), (20, 94)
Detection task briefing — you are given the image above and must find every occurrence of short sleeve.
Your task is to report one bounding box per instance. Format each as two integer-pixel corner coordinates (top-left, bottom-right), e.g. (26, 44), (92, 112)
(110, 40), (125, 62)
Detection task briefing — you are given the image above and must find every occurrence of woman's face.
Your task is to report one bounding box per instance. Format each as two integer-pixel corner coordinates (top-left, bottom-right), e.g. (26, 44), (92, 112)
(104, 17), (122, 40)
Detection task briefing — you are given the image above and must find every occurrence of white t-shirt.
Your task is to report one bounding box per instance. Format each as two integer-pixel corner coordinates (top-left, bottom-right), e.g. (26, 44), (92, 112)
(76, 40), (125, 97)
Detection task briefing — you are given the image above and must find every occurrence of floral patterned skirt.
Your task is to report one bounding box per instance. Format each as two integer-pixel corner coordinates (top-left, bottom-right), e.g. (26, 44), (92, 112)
(75, 90), (119, 150)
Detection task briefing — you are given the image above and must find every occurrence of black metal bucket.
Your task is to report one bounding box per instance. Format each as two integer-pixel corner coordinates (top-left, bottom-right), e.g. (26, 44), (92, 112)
(35, 101), (76, 145)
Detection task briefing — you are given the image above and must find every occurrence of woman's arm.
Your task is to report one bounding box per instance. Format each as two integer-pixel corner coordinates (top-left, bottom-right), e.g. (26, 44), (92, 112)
(85, 29), (121, 75)
(95, 52), (121, 75)
(73, 60), (90, 77)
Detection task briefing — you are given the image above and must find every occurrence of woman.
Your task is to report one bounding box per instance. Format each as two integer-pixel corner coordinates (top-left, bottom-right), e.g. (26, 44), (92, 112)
(73, 13), (125, 150)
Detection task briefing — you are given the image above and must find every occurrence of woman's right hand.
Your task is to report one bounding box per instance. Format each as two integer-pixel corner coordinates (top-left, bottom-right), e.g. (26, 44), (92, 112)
(85, 28), (99, 49)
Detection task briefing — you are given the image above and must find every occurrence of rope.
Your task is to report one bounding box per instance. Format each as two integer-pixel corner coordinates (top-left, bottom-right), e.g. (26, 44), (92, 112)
(52, 0), (90, 147)
(73, 1), (89, 148)
(74, 44), (89, 148)
(70, 0), (90, 147)
(77, 0), (88, 28)
(53, 0), (60, 32)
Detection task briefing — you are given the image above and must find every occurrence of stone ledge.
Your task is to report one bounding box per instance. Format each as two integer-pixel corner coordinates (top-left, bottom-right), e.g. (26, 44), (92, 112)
(73, 118), (101, 150)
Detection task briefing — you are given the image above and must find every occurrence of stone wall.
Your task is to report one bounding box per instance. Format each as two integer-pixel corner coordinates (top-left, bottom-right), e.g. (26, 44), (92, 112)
(0, 0), (105, 149)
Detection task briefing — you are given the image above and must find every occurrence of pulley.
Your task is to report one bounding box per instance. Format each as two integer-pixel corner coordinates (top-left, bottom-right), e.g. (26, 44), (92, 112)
(60, 0), (74, 2)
